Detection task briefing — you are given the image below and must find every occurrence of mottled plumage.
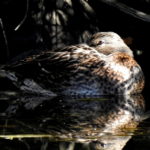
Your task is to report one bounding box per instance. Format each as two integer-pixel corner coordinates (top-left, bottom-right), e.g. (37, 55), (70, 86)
(3, 32), (144, 96)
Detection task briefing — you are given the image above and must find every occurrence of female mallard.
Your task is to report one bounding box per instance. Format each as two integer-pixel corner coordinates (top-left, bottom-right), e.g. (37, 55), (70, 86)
(1, 32), (144, 96)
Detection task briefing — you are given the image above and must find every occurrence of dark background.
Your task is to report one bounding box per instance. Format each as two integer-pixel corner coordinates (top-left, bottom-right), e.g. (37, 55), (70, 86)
(0, 0), (150, 101)
(0, 1), (150, 149)
(0, 0), (149, 105)
(0, 0), (149, 95)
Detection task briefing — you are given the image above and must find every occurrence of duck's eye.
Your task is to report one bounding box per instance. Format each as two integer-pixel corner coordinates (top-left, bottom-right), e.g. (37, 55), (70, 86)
(98, 40), (105, 45)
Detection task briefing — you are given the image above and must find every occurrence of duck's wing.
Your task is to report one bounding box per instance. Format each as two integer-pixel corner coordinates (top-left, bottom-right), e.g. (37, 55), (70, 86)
(5, 44), (101, 67)
(3, 44), (105, 92)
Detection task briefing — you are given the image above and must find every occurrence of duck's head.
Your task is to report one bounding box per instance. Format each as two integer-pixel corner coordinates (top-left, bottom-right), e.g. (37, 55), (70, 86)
(88, 32), (133, 57)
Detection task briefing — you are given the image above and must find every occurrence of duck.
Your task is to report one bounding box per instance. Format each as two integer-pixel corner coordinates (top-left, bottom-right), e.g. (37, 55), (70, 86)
(1, 32), (144, 96)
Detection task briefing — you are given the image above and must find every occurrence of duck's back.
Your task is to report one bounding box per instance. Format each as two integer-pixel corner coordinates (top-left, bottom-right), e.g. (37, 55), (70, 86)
(2, 43), (144, 96)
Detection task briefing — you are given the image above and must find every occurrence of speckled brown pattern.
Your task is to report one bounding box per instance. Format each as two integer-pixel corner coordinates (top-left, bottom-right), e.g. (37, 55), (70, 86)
(4, 32), (144, 96)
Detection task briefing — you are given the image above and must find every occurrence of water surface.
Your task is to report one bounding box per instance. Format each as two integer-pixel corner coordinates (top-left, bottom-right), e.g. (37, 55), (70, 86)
(0, 92), (150, 150)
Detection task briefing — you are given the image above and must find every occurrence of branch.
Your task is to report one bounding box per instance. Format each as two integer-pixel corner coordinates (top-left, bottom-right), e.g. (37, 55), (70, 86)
(0, 18), (9, 61)
(14, 0), (29, 31)
(99, 0), (150, 22)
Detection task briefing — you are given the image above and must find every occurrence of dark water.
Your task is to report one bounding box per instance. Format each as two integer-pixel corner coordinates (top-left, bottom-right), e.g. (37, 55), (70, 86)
(0, 92), (150, 150)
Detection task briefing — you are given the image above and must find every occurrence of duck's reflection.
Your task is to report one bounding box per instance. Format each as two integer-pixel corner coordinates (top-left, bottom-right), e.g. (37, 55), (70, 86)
(0, 94), (145, 150)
